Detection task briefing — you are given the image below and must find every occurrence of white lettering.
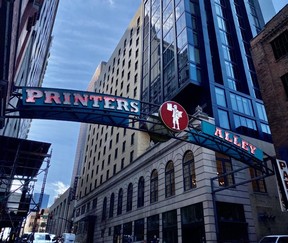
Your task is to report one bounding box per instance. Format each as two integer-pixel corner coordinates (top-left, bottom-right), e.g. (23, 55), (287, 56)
(26, 89), (43, 103)
(89, 95), (102, 107)
(44, 91), (61, 104)
(116, 99), (129, 112)
(130, 101), (139, 113)
(63, 92), (71, 105)
(73, 94), (88, 106)
(104, 97), (115, 109)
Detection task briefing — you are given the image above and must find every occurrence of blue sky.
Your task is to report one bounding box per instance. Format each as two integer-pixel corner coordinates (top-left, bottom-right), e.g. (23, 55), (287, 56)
(28, 0), (141, 205)
(28, 0), (287, 206)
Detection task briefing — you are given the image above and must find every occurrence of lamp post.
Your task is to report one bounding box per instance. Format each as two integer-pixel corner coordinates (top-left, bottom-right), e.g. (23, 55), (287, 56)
(58, 217), (73, 233)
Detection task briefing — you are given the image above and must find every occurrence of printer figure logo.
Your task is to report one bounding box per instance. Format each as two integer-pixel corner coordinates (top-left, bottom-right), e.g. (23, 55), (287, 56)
(159, 101), (189, 132)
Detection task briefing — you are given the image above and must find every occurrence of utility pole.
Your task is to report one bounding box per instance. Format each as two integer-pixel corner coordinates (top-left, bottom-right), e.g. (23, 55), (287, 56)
(32, 151), (51, 234)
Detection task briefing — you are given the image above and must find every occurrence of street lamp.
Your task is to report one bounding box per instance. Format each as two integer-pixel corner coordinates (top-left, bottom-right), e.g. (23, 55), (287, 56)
(58, 217), (73, 233)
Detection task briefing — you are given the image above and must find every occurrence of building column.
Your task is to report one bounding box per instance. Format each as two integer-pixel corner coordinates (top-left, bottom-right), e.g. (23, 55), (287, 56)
(177, 208), (182, 243)
(203, 199), (217, 242)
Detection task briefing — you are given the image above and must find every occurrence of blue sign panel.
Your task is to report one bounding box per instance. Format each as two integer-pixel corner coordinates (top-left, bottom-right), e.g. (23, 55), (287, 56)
(20, 87), (140, 127)
(189, 121), (263, 161)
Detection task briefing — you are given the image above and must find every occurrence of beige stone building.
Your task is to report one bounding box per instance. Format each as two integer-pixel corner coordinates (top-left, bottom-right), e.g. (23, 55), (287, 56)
(69, 2), (288, 243)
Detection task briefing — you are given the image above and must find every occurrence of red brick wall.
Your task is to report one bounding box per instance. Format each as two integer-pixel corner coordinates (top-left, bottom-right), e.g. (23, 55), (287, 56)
(250, 6), (288, 159)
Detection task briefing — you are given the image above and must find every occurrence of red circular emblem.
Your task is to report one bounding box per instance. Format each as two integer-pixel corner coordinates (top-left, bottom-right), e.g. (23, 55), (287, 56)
(159, 101), (189, 132)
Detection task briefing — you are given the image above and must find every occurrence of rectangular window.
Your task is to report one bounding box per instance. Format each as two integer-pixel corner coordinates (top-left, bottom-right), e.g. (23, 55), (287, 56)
(215, 88), (226, 107)
(249, 168), (267, 193)
(131, 133), (135, 145)
(147, 215), (159, 242)
(218, 109), (230, 129)
(256, 102), (268, 121)
(113, 164), (116, 175)
(134, 219), (144, 241)
(162, 210), (177, 243)
(130, 151), (134, 163)
(271, 30), (288, 60)
(94, 179), (97, 188)
(230, 93), (253, 116)
(92, 198), (97, 209)
(216, 152), (235, 187)
(115, 148), (118, 159)
(122, 141), (126, 152)
(121, 158), (125, 169)
(281, 73), (288, 98)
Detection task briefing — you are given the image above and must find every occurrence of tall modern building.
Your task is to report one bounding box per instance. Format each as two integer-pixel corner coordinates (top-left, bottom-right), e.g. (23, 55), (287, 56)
(141, 0), (273, 143)
(70, 1), (288, 243)
(30, 193), (50, 211)
(74, 6), (147, 202)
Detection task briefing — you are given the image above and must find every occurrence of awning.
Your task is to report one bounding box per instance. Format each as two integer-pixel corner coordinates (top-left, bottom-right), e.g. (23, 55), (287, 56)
(0, 135), (51, 178)
(0, 135), (51, 229)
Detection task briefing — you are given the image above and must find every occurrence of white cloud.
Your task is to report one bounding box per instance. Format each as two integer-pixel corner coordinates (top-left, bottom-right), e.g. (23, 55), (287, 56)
(52, 181), (69, 197)
(107, 0), (115, 6)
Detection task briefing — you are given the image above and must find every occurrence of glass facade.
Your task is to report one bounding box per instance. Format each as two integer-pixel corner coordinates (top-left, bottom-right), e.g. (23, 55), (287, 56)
(141, 0), (271, 141)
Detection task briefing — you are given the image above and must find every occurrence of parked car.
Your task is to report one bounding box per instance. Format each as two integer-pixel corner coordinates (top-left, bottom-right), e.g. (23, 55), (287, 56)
(49, 234), (56, 239)
(27, 232), (52, 243)
(19, 233), (30, 242)
(61, 233), (75, 243)
(259, 235), (288, 243)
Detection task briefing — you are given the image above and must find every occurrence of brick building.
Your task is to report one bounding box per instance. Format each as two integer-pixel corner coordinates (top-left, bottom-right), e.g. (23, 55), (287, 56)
(251, 4), (288, 163)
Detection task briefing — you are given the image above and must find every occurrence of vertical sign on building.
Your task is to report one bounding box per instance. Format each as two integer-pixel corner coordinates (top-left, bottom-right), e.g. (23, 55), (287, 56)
(275, 159), (288, 211)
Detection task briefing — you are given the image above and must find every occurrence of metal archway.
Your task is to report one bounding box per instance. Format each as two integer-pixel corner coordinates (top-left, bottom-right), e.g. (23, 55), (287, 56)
(4, 86), (286, 242)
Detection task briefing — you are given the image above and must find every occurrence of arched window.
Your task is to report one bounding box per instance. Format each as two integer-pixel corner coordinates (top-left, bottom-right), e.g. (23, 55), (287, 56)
(137, 177), (145, 208)
(183, 150), (196, 191)
(165, 161), (175, 197)
(102, 197), (107, 221)
(150, 169), (158, 203)
(109, 193), (114, 218)
(127, 183), (133, 212)
(117, 188), (123, 215)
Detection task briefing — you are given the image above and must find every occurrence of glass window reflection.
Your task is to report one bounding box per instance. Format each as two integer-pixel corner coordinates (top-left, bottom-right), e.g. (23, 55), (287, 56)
(218, 109), (230, 129)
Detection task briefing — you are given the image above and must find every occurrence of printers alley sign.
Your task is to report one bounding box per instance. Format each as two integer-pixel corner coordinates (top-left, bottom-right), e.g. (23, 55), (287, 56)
(23, 87), (140, 114)
(197, 121), (263, 161)
(20, 87), (140, 126)
(19, 87), (264, 163)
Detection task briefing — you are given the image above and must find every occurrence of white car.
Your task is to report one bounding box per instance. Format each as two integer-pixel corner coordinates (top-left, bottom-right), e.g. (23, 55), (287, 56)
(27, 233), (52, 243)
(259, 235), (288, 243)
(61, 233), (75, 243)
